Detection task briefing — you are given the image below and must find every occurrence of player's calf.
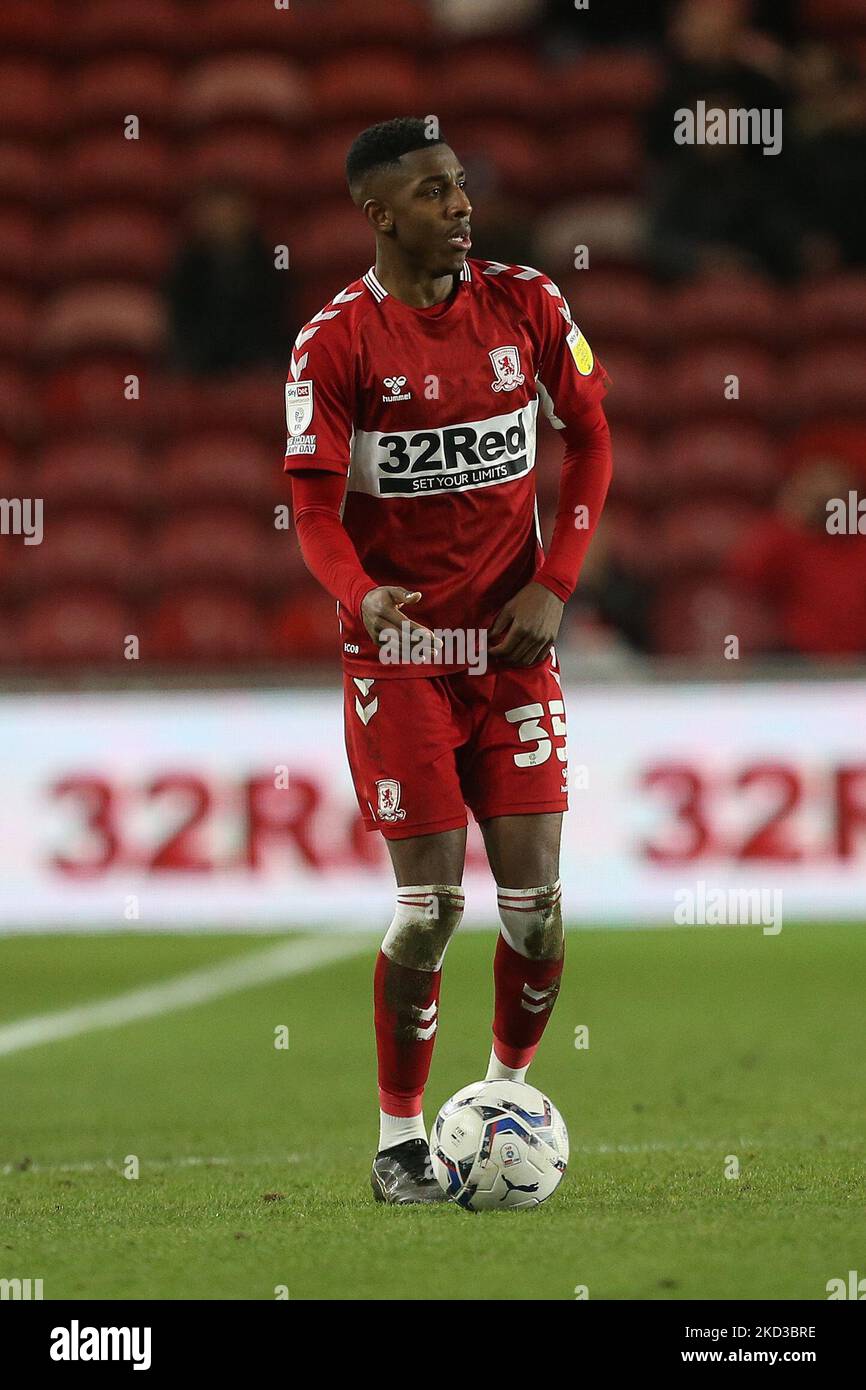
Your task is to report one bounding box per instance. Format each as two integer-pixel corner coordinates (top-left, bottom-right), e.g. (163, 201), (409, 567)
(487, 881), (564, 1084)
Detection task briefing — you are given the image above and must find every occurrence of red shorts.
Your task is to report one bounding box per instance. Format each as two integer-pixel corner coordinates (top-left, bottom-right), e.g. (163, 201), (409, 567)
(343, 650), (569, 840)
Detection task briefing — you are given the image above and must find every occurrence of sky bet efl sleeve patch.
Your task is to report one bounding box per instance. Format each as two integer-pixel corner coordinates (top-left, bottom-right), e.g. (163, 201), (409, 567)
(566, 322), (595, 376)
(285, 381), (317, 455)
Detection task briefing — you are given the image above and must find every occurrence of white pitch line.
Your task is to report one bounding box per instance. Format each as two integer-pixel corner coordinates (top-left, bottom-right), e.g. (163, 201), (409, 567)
(0, 936), (366, 1059)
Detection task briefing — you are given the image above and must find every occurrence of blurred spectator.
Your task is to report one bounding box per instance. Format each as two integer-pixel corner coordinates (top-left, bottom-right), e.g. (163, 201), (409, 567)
(789, 44), (866, 271)
(644, 0), (804, 281)
(164, 184), (286, 375)
(570, 511), (655, 654)
(729, 453), (866, 656)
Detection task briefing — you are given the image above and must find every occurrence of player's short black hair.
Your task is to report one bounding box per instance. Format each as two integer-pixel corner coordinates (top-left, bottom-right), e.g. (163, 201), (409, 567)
(345, 117), (447, 200)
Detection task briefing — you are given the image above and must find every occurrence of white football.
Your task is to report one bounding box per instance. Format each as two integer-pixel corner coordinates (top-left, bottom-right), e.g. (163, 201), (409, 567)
(430, 1079), (569, 1211)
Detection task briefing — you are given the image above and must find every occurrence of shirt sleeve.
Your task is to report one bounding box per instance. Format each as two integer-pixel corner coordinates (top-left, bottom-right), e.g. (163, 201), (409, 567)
(283, 320), (354, 476)
(528, 272), (611, 438)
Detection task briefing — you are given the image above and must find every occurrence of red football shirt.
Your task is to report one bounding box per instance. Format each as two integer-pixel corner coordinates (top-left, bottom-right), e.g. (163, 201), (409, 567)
(284, 259), (609, 678)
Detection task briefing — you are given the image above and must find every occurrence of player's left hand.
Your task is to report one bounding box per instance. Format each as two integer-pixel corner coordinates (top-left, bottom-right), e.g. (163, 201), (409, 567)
(487, 581), (564, 667)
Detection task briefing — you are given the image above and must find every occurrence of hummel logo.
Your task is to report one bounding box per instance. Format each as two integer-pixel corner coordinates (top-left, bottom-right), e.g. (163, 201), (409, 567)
(382, 375), (411, 403)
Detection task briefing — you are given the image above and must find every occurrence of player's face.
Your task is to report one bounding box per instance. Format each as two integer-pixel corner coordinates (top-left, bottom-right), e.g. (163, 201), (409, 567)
(380, 144), (472, 275)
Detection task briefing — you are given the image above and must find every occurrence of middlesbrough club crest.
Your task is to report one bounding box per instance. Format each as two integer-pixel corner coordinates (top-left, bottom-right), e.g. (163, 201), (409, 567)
(489, 345), (525, 392)
(375, 778), (406, 822)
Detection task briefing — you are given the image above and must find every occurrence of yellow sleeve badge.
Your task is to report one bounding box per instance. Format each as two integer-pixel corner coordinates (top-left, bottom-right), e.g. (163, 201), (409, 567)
(566, 322), (594, 376)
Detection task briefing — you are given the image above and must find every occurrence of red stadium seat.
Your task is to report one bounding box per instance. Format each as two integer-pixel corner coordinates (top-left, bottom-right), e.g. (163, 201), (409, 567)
(598, 425), (654, 504)
(270, 585), (342, 663)
(185, 128), (299, 199)
(51, 207), (172, 285)
(191, 0), (337, 59)
(0, 2), (60, 54)
(546, 50), (663, 116)
(15, 510), (140, 593)
(0, 62), (59, 137)
(179, 56), (309, 125)
(67, 57), (177, 129)
(72, 0), (188, 55)
(38, 284), (166, 356)
(41, 360), (159, 434)
(784, 420), (866, 481)
(457, 120), (552, 199)
(150, 509), (283, 590)
(800, 0), (866, 36)
(534, 198), (645, 272)
(311, 52), (422, 121)
(0, 289), (35, 359)
(549, 118), (643, 194)
(0, 364), (38, 442)
(327, 0), (433, 47)
(796, 275), (866, 341)
(563, 271), (659, 349)
(157, 431), (278, 510)
(588, 347), (660, 424)
(61, 133), (179, 205)
(668, 274), (785, 347)
(654, 423), (783, 501)
(430, 51), (544, 121)
(0, 209), (39, 285)
(789, 343), (866, 420)
(0, 141), (50, 207)
(178, 371), (285, 437)
(147, 587), (267, 662)
(32, 438), (146, 511)
(19, 590), (137, 665)
(655, 498), (762, 574)
(0, 442), (22, 496)
(302, 124), (375, 200)
(287, 200), (374, 275)
(665, 345), (781, 424)
(649, 577), (779, 657)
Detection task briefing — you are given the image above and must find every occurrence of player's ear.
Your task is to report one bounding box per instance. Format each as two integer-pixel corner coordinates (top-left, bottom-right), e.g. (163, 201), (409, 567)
(363, 198), (393, 235)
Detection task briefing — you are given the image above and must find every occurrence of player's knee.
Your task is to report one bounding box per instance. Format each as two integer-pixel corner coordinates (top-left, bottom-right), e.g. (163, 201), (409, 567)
(382, 885), (465, 971)
(497, 880), (563, 960)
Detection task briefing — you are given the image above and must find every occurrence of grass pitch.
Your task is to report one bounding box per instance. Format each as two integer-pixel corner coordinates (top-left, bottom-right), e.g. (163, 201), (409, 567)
(1, 922), (863, 1300)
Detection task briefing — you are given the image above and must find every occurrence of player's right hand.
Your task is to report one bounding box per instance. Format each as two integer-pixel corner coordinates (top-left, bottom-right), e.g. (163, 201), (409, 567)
(360, 587), (443, 652)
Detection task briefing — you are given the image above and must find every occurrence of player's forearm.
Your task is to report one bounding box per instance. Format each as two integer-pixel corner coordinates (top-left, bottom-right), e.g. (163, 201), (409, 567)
(291, 474), (378, 618)
(533, 404), (613, 603)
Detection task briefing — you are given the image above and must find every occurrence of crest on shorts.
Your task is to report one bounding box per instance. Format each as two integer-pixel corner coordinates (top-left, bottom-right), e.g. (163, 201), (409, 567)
(285, 381), (314, 436)
(489, 345), (525, 392)
(376, 778), (406, 822)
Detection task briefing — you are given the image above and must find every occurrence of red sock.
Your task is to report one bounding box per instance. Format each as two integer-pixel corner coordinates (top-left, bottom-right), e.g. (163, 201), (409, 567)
(492, 935), (564, 1070)
(374, 950), (441, 1116)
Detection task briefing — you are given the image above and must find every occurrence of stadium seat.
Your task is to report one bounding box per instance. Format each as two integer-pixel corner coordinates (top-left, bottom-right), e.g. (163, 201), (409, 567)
(800, 0), (866, 36)
(654, 423), (782, 501)
(587, 347), (660, 424)
(270, 585), (343, 663)
(0, 288), (35, 359)
(598, 425), (654, 504)
(545, 50), (663, 116)
(19, 590), (137, 665)
(789, 343), (866, 420)
(32, 438), (146, 511)
(302, 125), (375, 200)
(0, 61), (59, 137)
(457, 120), (552, 199)
(157, 431), (278, 510)
(150, 509), (283, 590)
(562, 271), (659, 349)
(192, 0), (337, 59)
(72, 0), (188, 55)
(648, 577), (779, 657)
(67, 56), (177, 129)
(179, 55), (309, 125)
(0, 1), (59, 54)
(549, 118), (643, 193)
(665, 345), (781, 423)
(534, 198), (645, 272)
(51, 207), (172, 284)
(430, 50), (544, 121)
(0, 209), (39, 285)
(40, 359), (159, 435)
(0, 442), (21, 496)
(0, 364), (38, 442)
(668, 273), (785, 347)
(176, 371), (285, 438)
(784, 420), (866, 481)
(185, 128), (299, 200)
(38, 285), (166, 356)
(0, 140), (50, 207)
(655, 498), (762, 574)
(287, 200), (375, 275)
(146, 587), (267, 662)
(327, 0), (433, 47)
(15, 510), (140, 592)
(795, 274), (866, 341)
(61, 132), (179, 205)
(311, 52), (422, 120)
